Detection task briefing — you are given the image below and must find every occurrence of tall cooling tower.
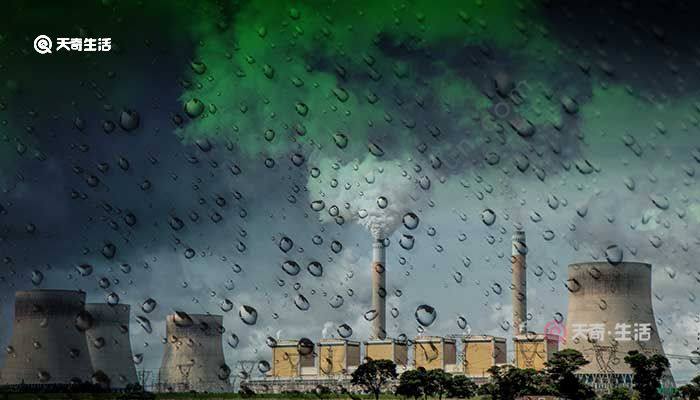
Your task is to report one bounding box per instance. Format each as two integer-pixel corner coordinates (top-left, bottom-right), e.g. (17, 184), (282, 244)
(158, 313), (232, 393)
(0, 290), (93, 385)
(85, 303), (137, 389)
(564, 262), (673, 388)
(371, 239), (387, 339)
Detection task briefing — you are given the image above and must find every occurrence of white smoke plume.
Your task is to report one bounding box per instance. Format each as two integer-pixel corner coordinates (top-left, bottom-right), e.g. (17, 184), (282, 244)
(308, 156), (424, 239)
(321, 321), (334, 338)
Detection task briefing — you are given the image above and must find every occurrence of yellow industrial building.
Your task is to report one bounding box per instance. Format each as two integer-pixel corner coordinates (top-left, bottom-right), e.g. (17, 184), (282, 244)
(514, 334), (558, 371)
(413, 336), (458, 371)
(271, 340), (316, 378)
(364, 339), (409, 370)
(462, 336), (507, 377)
(318, 339), (361, 376)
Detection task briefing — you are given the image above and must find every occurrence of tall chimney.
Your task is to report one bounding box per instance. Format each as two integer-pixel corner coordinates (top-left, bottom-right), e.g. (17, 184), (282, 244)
(371, 239), (387, 339)
(512, 230), (527, 335)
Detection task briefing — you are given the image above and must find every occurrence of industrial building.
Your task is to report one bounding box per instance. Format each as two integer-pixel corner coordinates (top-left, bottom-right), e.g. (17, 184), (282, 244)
(0, 290), (94, 385)
(413, 336), (457, 372)
(462, 336), (507, 379)
(157, 313), (232, 393)
(318, 339), (361, 376)
(563, 262), (674, 390)
(364, 338), (408, 371)
(514, 333), (559, 371)
(270, 340), (315, 378)
(84, 303), (138, 389)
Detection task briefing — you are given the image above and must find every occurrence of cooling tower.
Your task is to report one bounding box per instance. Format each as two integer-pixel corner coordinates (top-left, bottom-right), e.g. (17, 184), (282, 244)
(84, 303), (137, 389)
(564, 262), (673, 387)
(0, 290), (94, 385)
(512, 230), (527, 335)
(371, 239), (387, 339)
(158, 313), (232, 393)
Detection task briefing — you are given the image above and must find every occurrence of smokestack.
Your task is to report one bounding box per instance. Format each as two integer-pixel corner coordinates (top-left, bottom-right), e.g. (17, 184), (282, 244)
(512, 230), (527, 335)
(371, 239), (387, 339)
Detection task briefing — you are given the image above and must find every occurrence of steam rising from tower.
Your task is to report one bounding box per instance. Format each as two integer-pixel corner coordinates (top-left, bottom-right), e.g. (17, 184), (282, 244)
(512, 230), (527, 335)
(308, 157), (423, 340)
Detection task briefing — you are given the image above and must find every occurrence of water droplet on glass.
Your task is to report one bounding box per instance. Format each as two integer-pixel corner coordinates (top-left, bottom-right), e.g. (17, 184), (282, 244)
(337, 323), (353, 338)
(294, 294), (310, 311)
(239, 305), (258, 325)
(279, 236), (294, 253)
(402, 212), (419, 230)
(481, 209), (496, 226)
(415, 304), (437, 327)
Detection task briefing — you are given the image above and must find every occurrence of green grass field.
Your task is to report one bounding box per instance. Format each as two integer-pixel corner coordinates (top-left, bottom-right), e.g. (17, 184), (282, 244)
(0, 394), (490, 400)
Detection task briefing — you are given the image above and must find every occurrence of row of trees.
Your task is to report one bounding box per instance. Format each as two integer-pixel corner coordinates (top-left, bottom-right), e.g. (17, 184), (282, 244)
(396, 368), (477, 399)
(351, 349), (675, 400)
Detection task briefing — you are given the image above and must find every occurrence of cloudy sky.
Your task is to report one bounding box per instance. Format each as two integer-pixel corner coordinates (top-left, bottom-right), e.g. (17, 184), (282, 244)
(1, 0), (699, 386)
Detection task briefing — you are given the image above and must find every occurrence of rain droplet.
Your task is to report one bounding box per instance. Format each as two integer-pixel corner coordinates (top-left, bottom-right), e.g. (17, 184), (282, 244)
(294, 294), (310, 311)
(239, 305), (258, 325)
(415, 305), (437, 327)
(279, 236), (294, 253)
(307, 261), (323, 277)
(604, 245), (623, 265)
(481, 209), (496, 226)
(281, 260), (301, 276)
(337, 323), (353, 338)
(402, 212), (419, 230)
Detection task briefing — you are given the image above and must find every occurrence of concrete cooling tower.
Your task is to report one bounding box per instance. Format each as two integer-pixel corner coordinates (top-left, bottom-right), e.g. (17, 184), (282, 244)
(564, 262), (674, 390)
(0, 290), (94, 385)
(158, 313), (232, 393)
(84, 303), (138, 389)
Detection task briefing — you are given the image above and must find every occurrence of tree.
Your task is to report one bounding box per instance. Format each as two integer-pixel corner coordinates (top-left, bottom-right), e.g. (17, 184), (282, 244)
(424, 369), (452, 400)
(396, 368), (427, 400)
(351, 359), (398, 400)
(601, 387), (633, 400)
(487, 365), (552, 400)
(678, 375), (700, 400)
(624, 350), (670, 400)
(447, 375), (477, 399)
(544, 349), (596, 399)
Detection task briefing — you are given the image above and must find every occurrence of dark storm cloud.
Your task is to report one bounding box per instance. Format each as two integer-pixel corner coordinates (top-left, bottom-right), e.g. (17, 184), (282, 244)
(1, 0), (700, 384)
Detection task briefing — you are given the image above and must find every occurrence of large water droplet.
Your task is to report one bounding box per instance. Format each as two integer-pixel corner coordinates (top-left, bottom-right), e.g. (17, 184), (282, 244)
(415, 304), (437, 327)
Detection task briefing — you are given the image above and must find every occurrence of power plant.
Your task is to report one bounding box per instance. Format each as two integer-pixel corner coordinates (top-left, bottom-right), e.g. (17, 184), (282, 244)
(563, 262), (674, 390)
(84, 303), (138, 389)
(0, 231), (679, 396)
(0, 290), (94, 385)
(157, 313), (232, 393)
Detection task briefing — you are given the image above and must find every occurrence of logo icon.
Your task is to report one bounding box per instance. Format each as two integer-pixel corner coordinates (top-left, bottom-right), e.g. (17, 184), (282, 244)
(33, 35), (52, 54)
(544, 319), (567, 344)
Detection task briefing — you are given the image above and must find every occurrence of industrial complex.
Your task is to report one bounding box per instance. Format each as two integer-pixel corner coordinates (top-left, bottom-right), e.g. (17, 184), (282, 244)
(0, 230), (676, 395)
